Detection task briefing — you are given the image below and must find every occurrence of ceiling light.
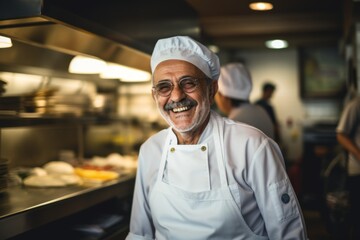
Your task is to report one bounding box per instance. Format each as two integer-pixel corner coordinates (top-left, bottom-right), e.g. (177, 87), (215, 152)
(249, 2), (273, 11)
(0, 36), (12, 48)
(265, 39), (288, 49)
(208, 45), (220, 53)
(68, 56), (106, 74)
(100, 63), (151, 82)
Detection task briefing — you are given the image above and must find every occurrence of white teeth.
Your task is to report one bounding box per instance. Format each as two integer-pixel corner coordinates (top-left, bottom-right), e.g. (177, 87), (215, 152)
(173, 106), (190, 113)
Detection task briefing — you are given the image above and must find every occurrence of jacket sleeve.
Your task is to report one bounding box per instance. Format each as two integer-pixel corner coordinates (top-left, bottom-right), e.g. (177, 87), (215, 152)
(248, 138), (308, 239)
(125, 150), (156, 240)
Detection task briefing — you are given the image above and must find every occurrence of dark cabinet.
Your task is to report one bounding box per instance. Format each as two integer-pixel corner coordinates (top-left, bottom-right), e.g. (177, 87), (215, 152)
(301, 124), (338, 209)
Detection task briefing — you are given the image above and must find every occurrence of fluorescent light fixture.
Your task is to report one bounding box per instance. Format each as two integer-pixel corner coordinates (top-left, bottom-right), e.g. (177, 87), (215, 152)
(69, 55), (151, 82)
(265, 39), (288, 49)
(0, 36), (12, 48)
(100, 63), (151, 82)
(249, 2), (273, 11)
(68, 55), (106, 74)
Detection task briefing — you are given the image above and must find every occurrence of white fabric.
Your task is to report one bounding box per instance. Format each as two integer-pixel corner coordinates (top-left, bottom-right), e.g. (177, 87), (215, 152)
(336, 96), (360, 176)
(218, 63), (252, 100)
(126, 111), (308, 240)
(150, 36), (220, 80)
(229, 103), (275, 139)
(148, 114), (267, 240)
(167, 144), (210, 192)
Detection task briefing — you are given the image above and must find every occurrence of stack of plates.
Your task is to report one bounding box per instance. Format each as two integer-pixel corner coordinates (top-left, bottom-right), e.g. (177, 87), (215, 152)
(0, 158), (9, 192)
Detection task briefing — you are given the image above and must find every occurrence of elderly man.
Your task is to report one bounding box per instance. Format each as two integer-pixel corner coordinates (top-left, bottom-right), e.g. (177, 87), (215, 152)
(126, 36), (307, 240)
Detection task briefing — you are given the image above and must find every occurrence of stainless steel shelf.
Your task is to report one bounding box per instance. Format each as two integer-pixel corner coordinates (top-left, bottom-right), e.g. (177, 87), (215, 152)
(0, 173), (135, 239)
(0, 114), (96, 128)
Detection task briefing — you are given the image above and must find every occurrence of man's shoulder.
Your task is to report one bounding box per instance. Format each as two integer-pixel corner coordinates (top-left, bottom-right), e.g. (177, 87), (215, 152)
(222, 118), (273, 154)
(141, 128), (169, 149)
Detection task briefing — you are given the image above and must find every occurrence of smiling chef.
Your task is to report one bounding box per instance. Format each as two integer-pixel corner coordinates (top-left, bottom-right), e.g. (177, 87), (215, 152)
(125, 36), (308, 240)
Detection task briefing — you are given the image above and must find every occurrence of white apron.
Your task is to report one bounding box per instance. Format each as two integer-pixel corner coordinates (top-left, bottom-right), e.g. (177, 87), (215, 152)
(149, 115), (269, 240)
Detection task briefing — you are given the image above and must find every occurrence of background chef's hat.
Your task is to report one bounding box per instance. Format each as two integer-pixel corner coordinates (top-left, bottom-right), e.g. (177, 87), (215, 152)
(150, 36), (220, 80)
(218, 63), (252, 100)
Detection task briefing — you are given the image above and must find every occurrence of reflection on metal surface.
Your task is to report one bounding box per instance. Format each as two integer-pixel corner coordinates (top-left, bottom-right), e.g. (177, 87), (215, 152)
(0, 0), (199, 75)
(0, 23), (151, 72)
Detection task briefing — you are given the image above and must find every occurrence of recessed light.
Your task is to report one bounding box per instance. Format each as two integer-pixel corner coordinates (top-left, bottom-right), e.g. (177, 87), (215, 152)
(249, 2), (273, 11)
(265, 39), (288, 49)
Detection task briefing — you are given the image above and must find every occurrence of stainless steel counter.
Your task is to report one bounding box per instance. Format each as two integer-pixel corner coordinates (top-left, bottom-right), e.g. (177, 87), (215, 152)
(0, 173), (135, 239)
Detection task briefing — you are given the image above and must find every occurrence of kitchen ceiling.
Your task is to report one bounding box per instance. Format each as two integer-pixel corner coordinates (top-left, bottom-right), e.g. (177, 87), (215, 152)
(0, 0), (356, 75)
(1, 0), (347, 51)
(186, 0), (346, 50)
(77, 0), (348, 52)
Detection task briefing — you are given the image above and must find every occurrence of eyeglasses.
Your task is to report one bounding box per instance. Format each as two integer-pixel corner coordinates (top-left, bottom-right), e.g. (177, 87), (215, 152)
(152, 77), (203, 97)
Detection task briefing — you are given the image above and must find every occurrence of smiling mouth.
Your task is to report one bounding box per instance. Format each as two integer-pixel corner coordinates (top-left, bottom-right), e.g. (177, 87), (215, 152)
(172, 106), (191, 113)
(164, 98), (197, 114)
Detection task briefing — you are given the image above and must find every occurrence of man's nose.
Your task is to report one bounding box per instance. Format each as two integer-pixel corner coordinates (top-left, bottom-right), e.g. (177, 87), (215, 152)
(170, 84), (185, 102)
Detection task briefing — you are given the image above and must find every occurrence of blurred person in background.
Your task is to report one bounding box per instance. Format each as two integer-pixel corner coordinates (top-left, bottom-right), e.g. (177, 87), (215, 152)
(215, 62), (275, 139)
(125, 36), (307, 240)
(255, 82), (281, 142)
(336, 94), (360, 240)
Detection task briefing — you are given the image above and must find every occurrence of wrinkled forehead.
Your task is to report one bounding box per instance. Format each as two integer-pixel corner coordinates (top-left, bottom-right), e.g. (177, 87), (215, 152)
(152, 60), (206, 83)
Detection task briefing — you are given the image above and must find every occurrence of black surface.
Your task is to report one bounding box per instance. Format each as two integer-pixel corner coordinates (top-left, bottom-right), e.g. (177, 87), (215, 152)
(301, 124), (339, 210)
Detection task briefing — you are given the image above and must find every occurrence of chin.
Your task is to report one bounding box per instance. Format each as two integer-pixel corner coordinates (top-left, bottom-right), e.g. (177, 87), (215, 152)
(172, 124), (197, 134)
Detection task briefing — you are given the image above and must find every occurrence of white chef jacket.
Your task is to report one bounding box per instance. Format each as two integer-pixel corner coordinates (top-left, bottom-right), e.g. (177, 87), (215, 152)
(229, 103), (275, 140)
(126, 111), (307, 240)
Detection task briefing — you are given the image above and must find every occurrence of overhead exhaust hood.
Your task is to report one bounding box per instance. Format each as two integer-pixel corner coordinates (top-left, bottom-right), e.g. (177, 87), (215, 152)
(0, 0), (199, 75)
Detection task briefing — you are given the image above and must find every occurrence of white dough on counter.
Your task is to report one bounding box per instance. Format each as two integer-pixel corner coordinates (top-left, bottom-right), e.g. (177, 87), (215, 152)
(31, 167), (48, 176)
(43, 161), (75, 175)
(87, 153), (137, 170)
(24, 175), (67, 187)
(58, 174), (82, 185)
(23, 174), (82, 187)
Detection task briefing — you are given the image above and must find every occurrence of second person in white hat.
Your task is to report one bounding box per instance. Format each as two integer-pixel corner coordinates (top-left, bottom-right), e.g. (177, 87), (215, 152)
(215, 62), (275, 139)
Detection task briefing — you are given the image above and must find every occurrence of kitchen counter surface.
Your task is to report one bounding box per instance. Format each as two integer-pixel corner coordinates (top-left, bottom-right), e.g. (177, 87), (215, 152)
(0, 172), (136, 239)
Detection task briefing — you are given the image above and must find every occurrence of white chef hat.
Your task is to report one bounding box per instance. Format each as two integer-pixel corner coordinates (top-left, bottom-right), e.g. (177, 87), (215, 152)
(150, 36), (220, 80)
(218, 63), (252, 100)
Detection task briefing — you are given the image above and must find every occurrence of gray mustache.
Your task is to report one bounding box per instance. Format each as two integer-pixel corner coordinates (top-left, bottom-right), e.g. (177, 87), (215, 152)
(164, 98), (197, 111)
